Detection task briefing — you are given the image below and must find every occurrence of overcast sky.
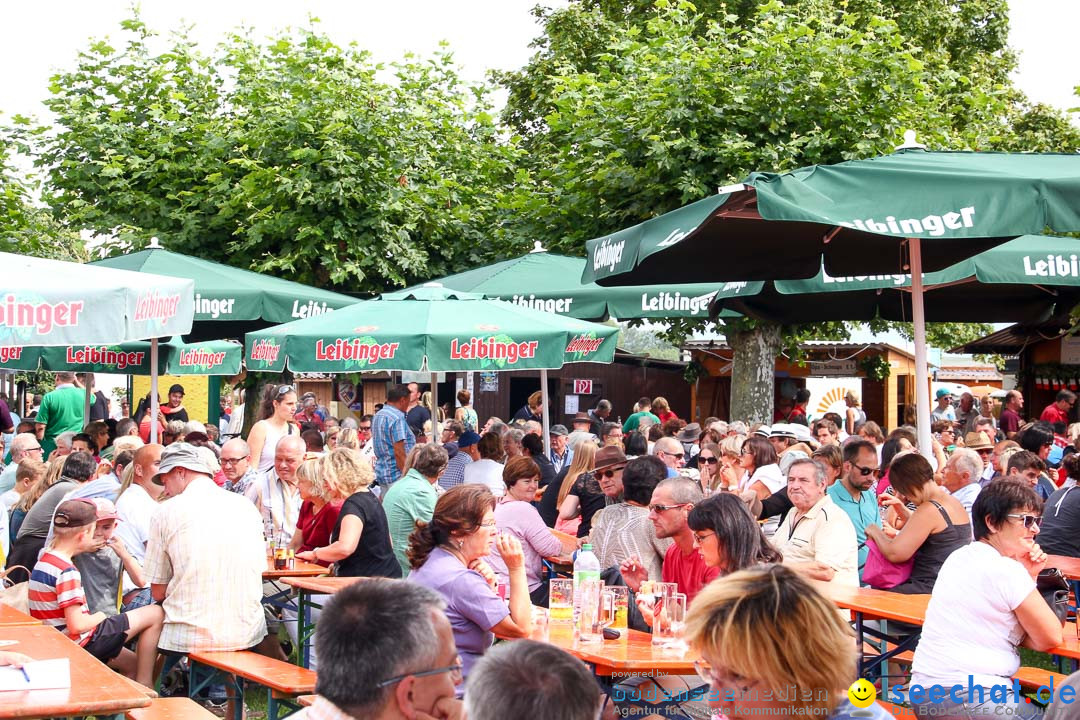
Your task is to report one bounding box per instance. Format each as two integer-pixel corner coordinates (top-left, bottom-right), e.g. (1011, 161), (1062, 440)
(2, 0), (1075, 124)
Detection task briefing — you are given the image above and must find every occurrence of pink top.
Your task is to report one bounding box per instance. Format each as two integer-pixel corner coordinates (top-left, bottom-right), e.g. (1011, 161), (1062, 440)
(487, 499), (564, 591)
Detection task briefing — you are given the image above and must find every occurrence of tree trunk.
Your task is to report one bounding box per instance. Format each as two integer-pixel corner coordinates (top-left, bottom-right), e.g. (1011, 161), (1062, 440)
(726, 323), (783, 425)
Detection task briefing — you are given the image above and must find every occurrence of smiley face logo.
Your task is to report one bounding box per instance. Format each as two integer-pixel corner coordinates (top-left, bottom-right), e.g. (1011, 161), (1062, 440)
(847, 679), (877, 709)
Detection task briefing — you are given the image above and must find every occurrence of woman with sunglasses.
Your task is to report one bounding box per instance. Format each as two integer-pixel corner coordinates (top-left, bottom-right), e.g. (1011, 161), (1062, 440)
(695, 442), (722, 493)
(408, 484), (533, 683)
(909, 481), (1061, 718)
(248, 384), (300, 473)
(863, 453), (970, 594)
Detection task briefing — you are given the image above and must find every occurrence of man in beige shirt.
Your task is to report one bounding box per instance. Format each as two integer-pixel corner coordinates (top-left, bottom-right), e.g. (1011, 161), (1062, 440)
(145, 443), (267, 653)
(771, 458), (859, 587)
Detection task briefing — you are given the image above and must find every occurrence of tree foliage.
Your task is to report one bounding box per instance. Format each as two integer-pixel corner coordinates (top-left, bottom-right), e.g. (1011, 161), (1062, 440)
(23, 17), (523, 290)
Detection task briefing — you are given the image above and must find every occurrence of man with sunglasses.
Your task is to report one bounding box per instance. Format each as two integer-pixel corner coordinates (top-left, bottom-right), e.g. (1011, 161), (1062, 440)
(652, 437), (686, 478)
(293, 579), (463, 720)
(826, 440), (882, 580)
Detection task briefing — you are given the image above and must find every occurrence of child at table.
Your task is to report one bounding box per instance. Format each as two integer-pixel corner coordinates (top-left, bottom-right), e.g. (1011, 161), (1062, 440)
(28, 498), (164, 687)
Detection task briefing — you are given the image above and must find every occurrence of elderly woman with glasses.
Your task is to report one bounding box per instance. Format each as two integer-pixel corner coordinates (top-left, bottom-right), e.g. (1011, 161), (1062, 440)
(686, 565), (893, 720)
(408, 485), (532, 683)
(864, 453), (971, 594)
(909, 480), (1061, 718)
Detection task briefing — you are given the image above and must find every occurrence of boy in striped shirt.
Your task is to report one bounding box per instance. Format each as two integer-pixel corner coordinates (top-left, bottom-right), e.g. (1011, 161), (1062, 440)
(29, 498), (164, 686)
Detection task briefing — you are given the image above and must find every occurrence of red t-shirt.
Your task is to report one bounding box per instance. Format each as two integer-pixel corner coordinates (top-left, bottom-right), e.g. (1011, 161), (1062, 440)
(297, 499), (344, 566)
(1040, 404), (1069, 427)
(662, 542), (720, 605)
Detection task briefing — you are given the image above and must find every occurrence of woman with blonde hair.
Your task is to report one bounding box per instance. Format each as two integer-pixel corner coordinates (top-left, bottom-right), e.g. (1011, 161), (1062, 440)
(652, 396), (677, 425)
(538, 442), (595, 533)
(686, 565), (891, 720)
(335, 427), (359, 451)
(290, 457), (343, 565)
(297, 448), (399, 578)
(844, 391), (865, 435)
(717, 434), (746, 491)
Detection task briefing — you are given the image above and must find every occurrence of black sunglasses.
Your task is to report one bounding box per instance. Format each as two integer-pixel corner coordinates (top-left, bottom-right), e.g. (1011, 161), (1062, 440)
(851, 463), (880, 477)
(700, 456), (719, 465)
(276, 384), (295, 396)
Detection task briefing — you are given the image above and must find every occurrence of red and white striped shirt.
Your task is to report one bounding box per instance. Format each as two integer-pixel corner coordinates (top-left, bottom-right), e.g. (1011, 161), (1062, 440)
(28, 551), (94, 645)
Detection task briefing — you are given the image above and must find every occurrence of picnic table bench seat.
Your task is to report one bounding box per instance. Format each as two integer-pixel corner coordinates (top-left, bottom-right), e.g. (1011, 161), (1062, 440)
(126, 697), (218, 720)
(187, 650), (317, 720)
(881, 649), (1068, 691)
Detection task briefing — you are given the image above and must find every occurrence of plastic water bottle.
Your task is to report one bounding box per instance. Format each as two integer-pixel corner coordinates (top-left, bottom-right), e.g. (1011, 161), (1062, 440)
(573, 544), (601, 613)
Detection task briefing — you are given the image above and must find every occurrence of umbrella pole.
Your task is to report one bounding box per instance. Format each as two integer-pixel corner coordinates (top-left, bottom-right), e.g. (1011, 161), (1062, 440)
(430, 372), (439, 444)
(541, 369), (551, 457)
(83, 382), (91, 426)
(909, 238), (933, 461)
(150, 338), (159, 444)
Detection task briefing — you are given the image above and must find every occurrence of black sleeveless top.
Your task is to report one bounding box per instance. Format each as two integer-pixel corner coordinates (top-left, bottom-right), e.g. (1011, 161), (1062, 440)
(893, 500), (971, 595)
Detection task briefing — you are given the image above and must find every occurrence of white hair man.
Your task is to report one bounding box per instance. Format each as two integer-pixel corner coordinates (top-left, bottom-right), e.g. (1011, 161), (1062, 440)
(771, 458), (858, 587)
(246, 435), (305, 541)
(0, 433), (44, 493)
(943, 447), (983, 521)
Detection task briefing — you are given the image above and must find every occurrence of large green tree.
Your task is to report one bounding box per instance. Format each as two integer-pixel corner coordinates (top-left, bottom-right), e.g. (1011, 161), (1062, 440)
(23, 17), (523, 290)
(503, 0), (1080, 423)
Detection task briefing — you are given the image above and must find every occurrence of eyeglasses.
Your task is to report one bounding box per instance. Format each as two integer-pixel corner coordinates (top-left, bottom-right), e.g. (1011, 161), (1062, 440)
(22, 446), (43, 452)
(692, 531), (715, 544)
(659, 450), (685, 459)
(358, 425), (372, 432)
(275, 384), (295, 396)
(220, 456), (247, 465)
(478, 520), (497, 529)
(851, 463), (880, 477)
(700, 456), (719, 465)
(1006, 513), (1041, 529)
(597, 468), (620, 479)
(649, 503), (688, 514)
(375, 657), (464, 688)
(976, 448), (994, 455)
(740, 449), (754, 456)
(692, 659), (752, 691)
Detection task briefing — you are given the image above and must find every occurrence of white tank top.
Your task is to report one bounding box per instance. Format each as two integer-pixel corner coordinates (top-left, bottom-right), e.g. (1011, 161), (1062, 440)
(257, 421), (294, 472)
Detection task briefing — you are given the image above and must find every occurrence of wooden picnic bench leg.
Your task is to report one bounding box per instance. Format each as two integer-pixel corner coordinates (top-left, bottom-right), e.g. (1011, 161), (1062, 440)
(188, 660), (244, 720)
(298, 589), (312, 668)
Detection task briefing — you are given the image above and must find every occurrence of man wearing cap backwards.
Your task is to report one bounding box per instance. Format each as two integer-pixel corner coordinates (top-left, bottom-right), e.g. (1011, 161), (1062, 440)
(548, 424), (572, 473)
(931, 388), (956, 423)
(160, 384), (189, 424)
(145, 442), (268, 656)
(440, 431), (480, 490)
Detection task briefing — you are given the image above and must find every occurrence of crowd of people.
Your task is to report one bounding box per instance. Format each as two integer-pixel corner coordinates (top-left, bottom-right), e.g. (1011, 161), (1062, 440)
(3, 375), (1080, 719)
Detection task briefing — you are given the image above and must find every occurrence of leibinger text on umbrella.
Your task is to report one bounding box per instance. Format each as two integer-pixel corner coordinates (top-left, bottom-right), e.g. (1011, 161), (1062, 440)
(0, 296), (85, 335)
(640, 291), (717, 315)
(505, 295), (575, 314)
(450, 337), (539, 364)
(134, 291), (182, 322)
(1024, 254), (1080, 278)
(177, 349), (228, 368)
(565, 334), (605, 354)
(249, 339), (281, 363)
(292, 300), (333, 319)
(592, 238), (625, 272)
(66, 346), (145, 370)
(836, 206), (976, 236)
(195, 295), (236, 319)
(0, 347), (24, 363)
(315, 339), (399, 363)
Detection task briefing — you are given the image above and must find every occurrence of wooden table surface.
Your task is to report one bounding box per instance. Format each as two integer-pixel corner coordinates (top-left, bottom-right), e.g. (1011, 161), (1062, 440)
(1047, 555), (1080, 581)
(281, 575), (367, 595)
(534, 625), (697, 676)
(263, 558), (327, 580)
(814, 582), (930, 625)
(0, 625), (151, 719)
(0, 605), (41, 627)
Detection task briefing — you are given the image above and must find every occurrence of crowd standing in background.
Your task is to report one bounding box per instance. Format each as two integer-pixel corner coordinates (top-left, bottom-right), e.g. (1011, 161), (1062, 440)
(3, 376), (1078, 718)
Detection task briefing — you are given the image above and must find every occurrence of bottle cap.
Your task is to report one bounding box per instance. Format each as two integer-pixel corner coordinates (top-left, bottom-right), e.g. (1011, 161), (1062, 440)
(582, 544), (593, 551)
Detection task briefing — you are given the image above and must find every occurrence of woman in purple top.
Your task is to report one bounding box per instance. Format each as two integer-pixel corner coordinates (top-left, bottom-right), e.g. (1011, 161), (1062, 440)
(407, 485), (533, 681)
(487, 457), (579, 607)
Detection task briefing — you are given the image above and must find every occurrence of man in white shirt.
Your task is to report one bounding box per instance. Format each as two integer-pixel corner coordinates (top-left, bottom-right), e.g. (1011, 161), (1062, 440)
(246, 435), (305, 542)
(771, 458), (859, 587)
(115, 444), (163, 610)
(943, 447), (983, 522)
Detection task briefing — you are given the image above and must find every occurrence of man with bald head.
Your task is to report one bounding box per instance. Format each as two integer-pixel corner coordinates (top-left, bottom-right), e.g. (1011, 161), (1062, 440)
(221, 438), (258, 495)
(247, 435), (305, 541)
(0, 433), (44, 492)
(653, 436), (685, 478)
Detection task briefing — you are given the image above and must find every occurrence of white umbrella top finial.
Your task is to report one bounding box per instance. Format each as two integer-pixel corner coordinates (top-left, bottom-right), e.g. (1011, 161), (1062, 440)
(148, 236), (163, 249)
(896, 130), (926, 150)
(530, 241), (547, 254)
(422, 282), (444, 288)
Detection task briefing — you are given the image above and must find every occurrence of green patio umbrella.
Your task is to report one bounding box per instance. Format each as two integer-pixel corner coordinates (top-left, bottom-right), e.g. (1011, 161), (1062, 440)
(0, 337), (242, 376)
(245, 285), (619, 453)
(404, 242), (734, 320)
(581, 146), (1080, 455)
(90, 239), (358, 341)
(712, 235), (1080, 323)
(1, 252), (194, 346)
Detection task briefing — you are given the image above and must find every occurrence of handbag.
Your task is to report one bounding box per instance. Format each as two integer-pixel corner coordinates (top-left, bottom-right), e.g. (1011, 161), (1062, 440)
(1036, 567), (1070, 625)
(0, 566), (29, 614)
(861, 539), (914, 589)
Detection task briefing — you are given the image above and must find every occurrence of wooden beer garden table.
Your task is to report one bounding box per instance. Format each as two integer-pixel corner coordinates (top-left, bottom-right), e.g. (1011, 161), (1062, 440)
(282, 576), (369, 667)
(262, 558), (328, 617)
(0, 625), (151, 719)
(0, 605), (41, 627)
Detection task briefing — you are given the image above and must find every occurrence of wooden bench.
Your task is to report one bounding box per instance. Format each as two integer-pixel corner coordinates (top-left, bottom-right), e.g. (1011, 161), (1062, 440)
(126, 697), (218, 720)
(298, 694), (317, 707)
(187, 650), (317, 720)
